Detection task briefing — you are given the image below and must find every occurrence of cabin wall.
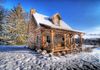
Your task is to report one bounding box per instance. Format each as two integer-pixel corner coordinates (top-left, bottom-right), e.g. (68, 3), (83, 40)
(33, 28), (42, 49)
(52, 16), (60, 26)
(41, 28), (52, 50)
(28, 28), (42, 49)
(27, 15), (38, 49)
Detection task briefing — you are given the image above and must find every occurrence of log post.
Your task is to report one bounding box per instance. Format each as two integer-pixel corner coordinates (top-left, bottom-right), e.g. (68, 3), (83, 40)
(76, 33), (82, 52)
(73, 34), (76, 49)
(68, 34), (70, 49)
(64, 34), (67, 49)
(42, 33), (45, 49)
(70, 34), (73, 51)
(79, 33), (82, 47)
(51, 30), (54, 52)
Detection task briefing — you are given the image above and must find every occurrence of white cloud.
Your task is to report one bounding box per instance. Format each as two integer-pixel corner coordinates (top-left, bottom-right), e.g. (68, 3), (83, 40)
(83, 26), (100, 39)
(84, 26), (100, 34)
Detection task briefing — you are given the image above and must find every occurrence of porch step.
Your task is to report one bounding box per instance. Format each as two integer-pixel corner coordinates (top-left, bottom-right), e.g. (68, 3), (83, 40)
(53, 47), (70, 53)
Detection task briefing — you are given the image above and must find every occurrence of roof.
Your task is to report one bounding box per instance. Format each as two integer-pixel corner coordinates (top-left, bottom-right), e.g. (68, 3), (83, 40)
(32, 12), (81, 32)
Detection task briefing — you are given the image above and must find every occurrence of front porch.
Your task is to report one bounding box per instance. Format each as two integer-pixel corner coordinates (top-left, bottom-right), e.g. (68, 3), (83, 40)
(41, 28), (83, 53)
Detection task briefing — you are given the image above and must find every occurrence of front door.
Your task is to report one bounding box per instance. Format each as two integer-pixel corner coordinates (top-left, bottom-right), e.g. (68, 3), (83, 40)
(54, 34), (64, 50)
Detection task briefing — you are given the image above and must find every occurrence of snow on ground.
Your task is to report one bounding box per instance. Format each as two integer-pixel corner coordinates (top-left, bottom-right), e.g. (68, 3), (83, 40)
(0, 45), (100, 70)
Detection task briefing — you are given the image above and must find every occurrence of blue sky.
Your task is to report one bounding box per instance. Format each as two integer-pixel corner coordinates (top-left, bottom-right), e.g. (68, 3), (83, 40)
(1, 0), (100, 34)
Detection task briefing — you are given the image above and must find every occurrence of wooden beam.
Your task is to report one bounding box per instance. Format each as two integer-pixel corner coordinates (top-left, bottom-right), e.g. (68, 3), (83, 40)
(73, 34), (76, 49)
(51, 30), (54, 52)
(42, 33), (45, 49)
(64, 34), (67, 49)
(79, 34), (82, 47)
(68, 34), (71, 49)
(70, 34), (73, 51)
(77, 33), (82, 49)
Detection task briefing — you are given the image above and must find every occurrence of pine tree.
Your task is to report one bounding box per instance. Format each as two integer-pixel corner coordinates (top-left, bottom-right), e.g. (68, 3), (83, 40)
(0, 6), (5, 36)
(0, 5), (9, 45)
(6, 4), (28, 44)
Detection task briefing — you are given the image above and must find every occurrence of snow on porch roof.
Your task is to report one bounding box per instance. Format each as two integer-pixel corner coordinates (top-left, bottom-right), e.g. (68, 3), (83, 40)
(32, 12), (81, 32)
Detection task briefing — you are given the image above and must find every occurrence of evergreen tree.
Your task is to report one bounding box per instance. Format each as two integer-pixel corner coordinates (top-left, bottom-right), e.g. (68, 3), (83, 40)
(6, 4), (28, 44)
(0, 6), (5, 36)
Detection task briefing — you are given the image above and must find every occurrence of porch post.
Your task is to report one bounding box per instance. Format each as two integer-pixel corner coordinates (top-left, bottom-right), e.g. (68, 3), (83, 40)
(42, 33), (45, 49)
(70, 34), (73, 51)
(64, 34), (67, 48)
(79, 34), (82, 47)
(51, 30), (54, 52)
(68, 34), (71, 49)
(70, 34), (72, 50)
(73, 34), (76, 49)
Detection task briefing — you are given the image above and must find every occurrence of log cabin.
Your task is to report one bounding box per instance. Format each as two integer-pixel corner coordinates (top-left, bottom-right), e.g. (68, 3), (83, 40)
(27, 9), (84, 54)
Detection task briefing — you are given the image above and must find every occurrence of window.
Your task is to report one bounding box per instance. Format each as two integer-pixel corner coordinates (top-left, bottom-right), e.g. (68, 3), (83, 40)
(62, 37), (64, 46)
(47, 36), (50, 43)
(62, 37), (64, 41)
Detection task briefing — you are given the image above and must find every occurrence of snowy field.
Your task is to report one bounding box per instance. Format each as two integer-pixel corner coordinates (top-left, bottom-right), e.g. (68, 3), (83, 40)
(0, 45), (100, 70)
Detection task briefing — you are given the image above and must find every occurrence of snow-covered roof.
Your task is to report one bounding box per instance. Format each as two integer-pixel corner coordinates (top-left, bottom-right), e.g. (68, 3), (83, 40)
(32, 12), (81, 32)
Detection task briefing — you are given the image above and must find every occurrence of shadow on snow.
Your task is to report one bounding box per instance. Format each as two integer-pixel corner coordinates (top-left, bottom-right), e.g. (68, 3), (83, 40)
(0, 45), (31, 52)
